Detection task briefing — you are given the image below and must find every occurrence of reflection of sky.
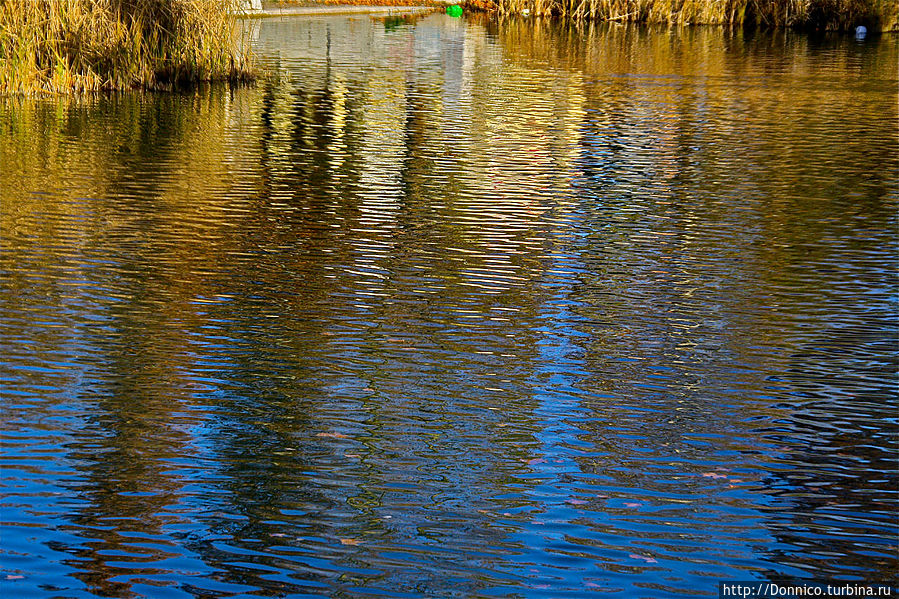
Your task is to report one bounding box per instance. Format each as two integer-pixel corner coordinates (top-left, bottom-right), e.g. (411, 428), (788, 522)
(1, 14), (897, 598)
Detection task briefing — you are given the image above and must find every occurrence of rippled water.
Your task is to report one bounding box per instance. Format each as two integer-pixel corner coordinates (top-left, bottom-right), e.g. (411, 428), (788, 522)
(2, 14), (897, 598)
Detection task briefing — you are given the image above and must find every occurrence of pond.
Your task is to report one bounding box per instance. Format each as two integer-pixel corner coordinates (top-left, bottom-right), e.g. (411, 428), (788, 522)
(1, 12), (897, 598)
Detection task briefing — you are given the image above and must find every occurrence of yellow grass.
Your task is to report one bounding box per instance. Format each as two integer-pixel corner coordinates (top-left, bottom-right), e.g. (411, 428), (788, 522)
(0, 0), (255, 95)
(481, 0), (897, 30)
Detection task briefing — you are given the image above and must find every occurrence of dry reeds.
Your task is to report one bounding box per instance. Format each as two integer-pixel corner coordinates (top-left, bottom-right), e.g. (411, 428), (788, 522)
(485, 0), (898, 31)
(0, 0), (255, 95)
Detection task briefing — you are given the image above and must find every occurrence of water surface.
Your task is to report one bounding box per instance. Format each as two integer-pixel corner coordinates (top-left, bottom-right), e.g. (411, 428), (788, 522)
(1, 14), (897, 598)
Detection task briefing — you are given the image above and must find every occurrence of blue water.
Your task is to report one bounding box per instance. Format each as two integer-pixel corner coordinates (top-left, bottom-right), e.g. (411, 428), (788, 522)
(1, 14), (897, 598)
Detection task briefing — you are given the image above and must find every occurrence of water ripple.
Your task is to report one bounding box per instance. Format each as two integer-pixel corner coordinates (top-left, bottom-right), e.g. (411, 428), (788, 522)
(2, 14), (897, 599)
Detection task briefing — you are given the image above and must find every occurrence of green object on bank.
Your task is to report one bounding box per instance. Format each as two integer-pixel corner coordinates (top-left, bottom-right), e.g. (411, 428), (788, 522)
(446, 4), (463, 17)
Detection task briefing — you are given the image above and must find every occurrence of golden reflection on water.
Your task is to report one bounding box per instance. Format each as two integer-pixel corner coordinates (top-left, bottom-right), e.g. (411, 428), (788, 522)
(1, 14), (897, 597)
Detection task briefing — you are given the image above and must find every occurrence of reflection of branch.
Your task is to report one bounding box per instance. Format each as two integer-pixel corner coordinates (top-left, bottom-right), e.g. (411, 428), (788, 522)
(608, 12), (636, 20)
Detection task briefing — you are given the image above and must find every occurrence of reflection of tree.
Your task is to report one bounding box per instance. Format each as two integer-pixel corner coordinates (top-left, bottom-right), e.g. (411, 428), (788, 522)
(3, 14), (897, 597)
(60, 335), (197, 597)
(173, 32), (552, 592)
(491, 17), (899, 581)
(1, 88), (268, 597)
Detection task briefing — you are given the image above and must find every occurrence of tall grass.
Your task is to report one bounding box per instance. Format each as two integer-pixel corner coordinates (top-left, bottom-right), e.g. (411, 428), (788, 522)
(487, 0), (898, 31)
(0, 0), (255, 95)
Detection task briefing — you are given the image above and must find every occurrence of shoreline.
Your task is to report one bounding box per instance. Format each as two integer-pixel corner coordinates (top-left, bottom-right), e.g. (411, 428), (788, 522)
(245, 1), (897, 31)
(243, 4), (441, 18)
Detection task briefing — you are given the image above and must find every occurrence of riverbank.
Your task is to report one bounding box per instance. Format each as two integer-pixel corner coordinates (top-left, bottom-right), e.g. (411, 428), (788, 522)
(267, 0), (897, 30)
(484, 0), (897, 31)
(2, 0), (892, 96)
(0, 0), (254, 95)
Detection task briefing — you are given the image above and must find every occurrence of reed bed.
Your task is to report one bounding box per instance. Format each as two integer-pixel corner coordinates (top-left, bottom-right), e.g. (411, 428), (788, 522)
(485, 0), (898, 31)
(0, 0), (255, 95)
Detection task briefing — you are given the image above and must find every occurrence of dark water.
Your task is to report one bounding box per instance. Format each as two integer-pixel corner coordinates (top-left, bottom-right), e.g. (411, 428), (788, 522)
(2, 13), (897, 598)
